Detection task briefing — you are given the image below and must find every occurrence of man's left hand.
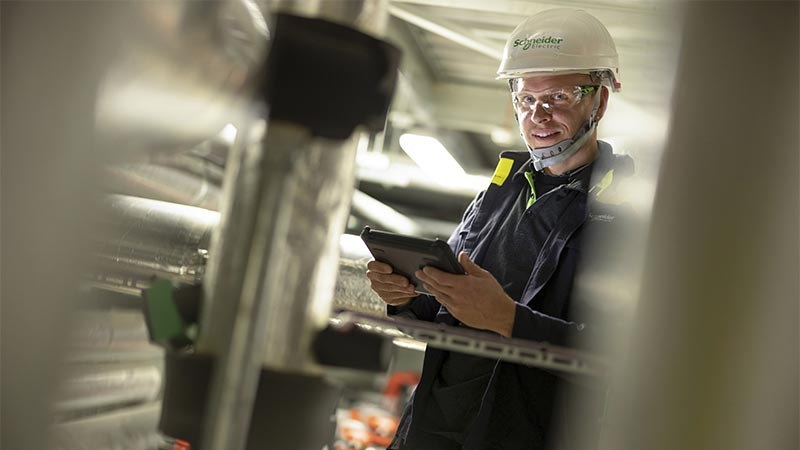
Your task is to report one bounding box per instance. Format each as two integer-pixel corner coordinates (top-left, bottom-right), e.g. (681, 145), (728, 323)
(415, 252), (516, 337)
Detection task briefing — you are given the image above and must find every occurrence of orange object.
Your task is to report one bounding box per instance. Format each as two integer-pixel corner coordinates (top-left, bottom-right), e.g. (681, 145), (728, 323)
(367, 414), (399, 435)
(339, 418), (371, 446)
(384, 372), (420, 399)
(172, 439), (191, 450)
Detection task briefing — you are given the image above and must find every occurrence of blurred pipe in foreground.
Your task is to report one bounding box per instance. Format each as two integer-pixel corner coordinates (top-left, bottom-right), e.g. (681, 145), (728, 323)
(50, 402), (162, 450)
(195, 6), (400, 448)
(3, 2), (272, 446)
(600, 3), (799, 450)
(273, 0), (389, 37)
(64, 310), (164, 363)
(95, 1), (269, 160)
(54, 363), (162, 417)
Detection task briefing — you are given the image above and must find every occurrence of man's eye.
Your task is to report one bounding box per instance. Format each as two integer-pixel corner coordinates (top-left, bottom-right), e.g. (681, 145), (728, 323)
(549, 92), (571, 103)
(520, 95), (534, 105)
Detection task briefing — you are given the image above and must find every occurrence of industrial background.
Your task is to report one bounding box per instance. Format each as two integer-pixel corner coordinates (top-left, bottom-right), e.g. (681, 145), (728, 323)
(2, 1), (797, 450)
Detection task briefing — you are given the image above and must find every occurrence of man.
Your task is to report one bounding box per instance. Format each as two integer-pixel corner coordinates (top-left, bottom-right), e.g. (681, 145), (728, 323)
(367, 8), (633, 450)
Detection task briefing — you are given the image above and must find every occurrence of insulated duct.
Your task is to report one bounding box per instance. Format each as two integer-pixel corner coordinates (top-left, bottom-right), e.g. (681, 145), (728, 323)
(90, 195), (219, 287)
(198, 120), (365, 372)
(193, 8), (399, 450)
(87, 193), (384, 314)
(51, 402), (163, 450)
(103, 163), (222, 212)
(54, 310), (165, 450)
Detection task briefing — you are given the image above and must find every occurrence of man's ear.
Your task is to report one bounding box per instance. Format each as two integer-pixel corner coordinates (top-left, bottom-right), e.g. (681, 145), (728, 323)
(595, 86), (610, 122)
(509, 78), (520, 125)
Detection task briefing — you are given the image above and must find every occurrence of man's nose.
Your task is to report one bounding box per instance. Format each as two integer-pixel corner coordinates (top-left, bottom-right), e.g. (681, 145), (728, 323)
(530, 102), (550, 123)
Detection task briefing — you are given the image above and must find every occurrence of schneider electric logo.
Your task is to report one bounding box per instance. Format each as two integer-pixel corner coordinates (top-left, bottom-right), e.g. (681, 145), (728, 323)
(514, 36), (564, 50)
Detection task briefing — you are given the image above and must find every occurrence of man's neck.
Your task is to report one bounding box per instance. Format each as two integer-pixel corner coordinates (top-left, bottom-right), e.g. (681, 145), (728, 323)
(542, 140), (599, 176)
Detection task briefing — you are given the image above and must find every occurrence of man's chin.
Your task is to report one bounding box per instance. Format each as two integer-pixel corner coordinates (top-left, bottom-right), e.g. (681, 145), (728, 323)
(532, 140), (564, 149)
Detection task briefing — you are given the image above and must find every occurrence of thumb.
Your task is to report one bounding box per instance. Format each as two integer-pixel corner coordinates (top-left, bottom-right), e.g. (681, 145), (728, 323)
(458, 251), (483, 275)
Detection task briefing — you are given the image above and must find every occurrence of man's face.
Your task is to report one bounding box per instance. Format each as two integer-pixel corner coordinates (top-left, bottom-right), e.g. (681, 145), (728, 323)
(512, 73), (607, 150)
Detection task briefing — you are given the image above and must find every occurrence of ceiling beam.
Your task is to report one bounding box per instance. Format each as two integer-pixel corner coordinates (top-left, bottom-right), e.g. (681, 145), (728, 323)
(389, 0), (668, 16)
(388, 3), (504, 60)
(430, 82), (514, 134)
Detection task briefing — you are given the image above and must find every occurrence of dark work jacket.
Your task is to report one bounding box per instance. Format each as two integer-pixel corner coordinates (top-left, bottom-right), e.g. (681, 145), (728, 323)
(388, 142), (635, 450)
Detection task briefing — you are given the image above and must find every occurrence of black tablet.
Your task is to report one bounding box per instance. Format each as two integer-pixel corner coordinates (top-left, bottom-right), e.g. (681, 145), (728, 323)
(360, 226), (465, 295)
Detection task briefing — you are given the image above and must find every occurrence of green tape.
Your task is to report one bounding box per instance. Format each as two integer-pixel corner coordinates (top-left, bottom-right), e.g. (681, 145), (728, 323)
(143, 279), (186, 345)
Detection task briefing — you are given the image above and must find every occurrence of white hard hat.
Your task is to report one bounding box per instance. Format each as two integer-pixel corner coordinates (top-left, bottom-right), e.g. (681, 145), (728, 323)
(497, 8), (621, 91)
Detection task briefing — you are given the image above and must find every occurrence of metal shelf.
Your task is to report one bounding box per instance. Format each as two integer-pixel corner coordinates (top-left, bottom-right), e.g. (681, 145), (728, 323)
(330, 312), (608, 377)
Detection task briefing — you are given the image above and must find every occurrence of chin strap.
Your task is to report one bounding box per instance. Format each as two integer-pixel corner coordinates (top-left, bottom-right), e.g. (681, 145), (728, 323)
(528, 91), (603, 171)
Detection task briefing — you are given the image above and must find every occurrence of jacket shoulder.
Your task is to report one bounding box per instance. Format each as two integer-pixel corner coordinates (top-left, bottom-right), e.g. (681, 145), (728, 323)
(489, 151), (529, 188)
(591, 141), (636, 206)
(595, 140), (634, 176)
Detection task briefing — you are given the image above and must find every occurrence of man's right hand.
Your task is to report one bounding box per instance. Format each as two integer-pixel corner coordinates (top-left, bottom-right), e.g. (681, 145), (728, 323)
(366, 260), (417, 306)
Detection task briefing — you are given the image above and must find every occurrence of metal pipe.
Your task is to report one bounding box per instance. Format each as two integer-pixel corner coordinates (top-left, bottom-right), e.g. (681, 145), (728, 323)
(186, 5), (398, 447)
(152, 150), (227, 187)
(50, 402), (162, 450)
(68, 310), (151, 347)
(270, 0), (389, 37)
(103, 164), (222, 211)
(388, 3), (503, 60)
(351, 189), (422, 236)
(54, 363), (162, 415)
(198, 119), (362, 450)
(88, 191), (389, 319)
(334, 234), (387, 316)
(91, 195), (219, 285)
(65, 310), (165, 363)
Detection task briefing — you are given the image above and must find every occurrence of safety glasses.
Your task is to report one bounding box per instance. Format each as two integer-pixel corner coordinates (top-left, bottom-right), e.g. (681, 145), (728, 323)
(512, 85), (599, 114)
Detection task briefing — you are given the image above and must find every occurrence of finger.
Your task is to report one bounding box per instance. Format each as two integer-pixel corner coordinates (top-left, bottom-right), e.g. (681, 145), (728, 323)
(368, 272), (415, 290)
(381, 291), (417, 305)
(427, 287), (461, 319)
(458, 251), (492, 277)
(458, 251), (486, 276)
(366, 260), (394, 274)
(423, 282), (446, 302)
(367, 270), (413, 288)
(370, 283), (416, 298)
(417, 267), (458, 287)
(430, 289), (451, 306)
(423, 280), (457, 302)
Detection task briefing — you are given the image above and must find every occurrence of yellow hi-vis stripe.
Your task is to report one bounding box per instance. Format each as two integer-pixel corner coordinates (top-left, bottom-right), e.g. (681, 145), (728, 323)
(491, 157), (514, 186)
(589, 169), (614, 197)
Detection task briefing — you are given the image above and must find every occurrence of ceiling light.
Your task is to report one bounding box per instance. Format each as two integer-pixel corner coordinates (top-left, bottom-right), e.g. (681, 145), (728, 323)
(356, 150), (391, 171)
(220, 123), (238, 145)
(399, 133), (465, 179)
(490, 127), (515, 146)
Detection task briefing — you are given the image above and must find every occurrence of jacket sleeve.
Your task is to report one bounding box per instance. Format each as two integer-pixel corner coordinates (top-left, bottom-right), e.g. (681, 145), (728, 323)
(447, 191), (483, 252)
(510, 304), (585, 347)
(512, 203), (639, 351)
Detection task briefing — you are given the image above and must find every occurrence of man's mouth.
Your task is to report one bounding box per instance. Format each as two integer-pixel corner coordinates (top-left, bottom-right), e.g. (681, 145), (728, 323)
(532, 130), (560, 139)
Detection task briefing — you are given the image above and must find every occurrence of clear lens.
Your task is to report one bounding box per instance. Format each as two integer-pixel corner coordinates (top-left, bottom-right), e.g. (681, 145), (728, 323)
(513, 85), (597, 114)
